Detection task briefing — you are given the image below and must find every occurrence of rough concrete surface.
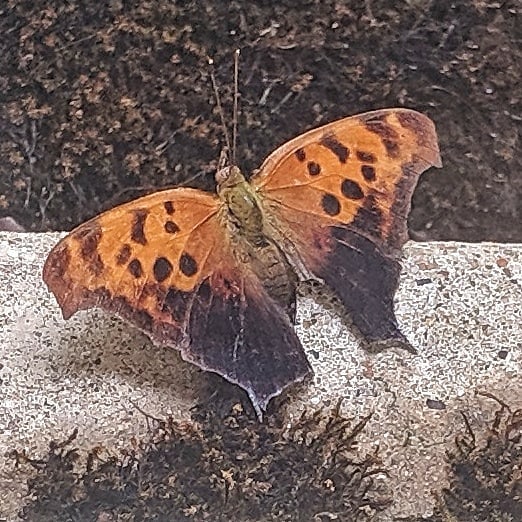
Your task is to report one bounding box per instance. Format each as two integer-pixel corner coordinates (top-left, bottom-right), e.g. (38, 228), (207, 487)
(0, 232), (521, 520)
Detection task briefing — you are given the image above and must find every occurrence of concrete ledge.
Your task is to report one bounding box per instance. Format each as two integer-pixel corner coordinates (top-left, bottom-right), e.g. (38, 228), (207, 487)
(1, 232), (521, 520)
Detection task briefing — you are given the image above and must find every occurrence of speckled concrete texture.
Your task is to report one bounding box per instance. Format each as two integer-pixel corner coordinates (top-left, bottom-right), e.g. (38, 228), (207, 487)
(1, 232), (521, 520)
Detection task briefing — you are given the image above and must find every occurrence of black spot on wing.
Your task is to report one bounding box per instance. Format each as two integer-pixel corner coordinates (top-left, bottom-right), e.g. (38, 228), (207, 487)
(356, 150), (377, 163)
(153, 257), (173, 283)
(131, 209), (148, 245)
(320, 134), (349, 163)
(164, 201), (175, 214)
(128, 258), (143, 278)
(321, 193), (341, 216)
(361, 165), (376, 181)
(341, 179), (364, 200)
(294, 148), (306, 162)
(116, 244), (131, 265)
(164, 220), (180, 234)
(307, 161), (321, 176)
(179, 252), (198, 277)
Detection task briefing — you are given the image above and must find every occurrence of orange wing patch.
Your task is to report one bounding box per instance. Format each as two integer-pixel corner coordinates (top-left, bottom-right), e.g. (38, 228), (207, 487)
(254, 109), (441, 253)
(44, 188), (222, 322)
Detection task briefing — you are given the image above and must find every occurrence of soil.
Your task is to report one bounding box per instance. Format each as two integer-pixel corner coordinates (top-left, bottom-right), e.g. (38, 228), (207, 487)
(0, 0), (520, 241)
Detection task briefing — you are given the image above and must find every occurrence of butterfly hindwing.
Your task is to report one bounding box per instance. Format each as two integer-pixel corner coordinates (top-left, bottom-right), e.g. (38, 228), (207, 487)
(43, 187), (311, 417)
(253, 109), (442, 348)
(185, 272), (310, 417)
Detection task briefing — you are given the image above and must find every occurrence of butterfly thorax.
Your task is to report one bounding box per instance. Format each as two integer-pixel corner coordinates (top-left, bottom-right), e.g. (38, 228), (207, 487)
(216, 165), (298, 319)
(216, 166), (265, 245)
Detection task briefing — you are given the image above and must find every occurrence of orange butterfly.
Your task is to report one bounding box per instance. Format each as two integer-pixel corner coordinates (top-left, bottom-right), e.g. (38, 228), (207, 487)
(43, 109), (441, 418)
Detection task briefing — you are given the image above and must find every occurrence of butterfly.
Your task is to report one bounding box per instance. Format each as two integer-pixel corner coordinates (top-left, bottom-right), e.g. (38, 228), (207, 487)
(43, 108), (441, 419)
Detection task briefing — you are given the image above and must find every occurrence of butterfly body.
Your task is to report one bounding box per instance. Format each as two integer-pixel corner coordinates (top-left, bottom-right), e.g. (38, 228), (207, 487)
(217, 165), (299, 320)
(43, 108), (442, 419)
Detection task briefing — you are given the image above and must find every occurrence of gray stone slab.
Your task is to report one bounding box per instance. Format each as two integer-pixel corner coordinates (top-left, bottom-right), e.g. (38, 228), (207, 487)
(1, 231), (521, 520)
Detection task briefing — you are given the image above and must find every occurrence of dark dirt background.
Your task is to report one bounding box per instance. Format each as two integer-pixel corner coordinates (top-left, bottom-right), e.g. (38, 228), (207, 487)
(0, 0), (520, 241)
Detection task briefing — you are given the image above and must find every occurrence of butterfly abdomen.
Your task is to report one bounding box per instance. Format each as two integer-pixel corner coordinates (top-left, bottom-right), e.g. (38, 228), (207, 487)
(247, 240), (298, 322)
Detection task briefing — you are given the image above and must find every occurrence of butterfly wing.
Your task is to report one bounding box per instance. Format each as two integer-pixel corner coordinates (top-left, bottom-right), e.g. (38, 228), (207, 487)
(43, 188), (311, 418)
(252, 109), (442, 348)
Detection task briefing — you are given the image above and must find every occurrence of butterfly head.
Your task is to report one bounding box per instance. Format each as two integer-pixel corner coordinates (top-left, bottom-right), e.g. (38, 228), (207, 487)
(215, 165), (245, 191)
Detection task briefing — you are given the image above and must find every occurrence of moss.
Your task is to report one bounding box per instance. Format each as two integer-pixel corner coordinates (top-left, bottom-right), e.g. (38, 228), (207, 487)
(18, 385), (389, 521)
(1, 0), (520, 241)
(401, 397), (522, 522)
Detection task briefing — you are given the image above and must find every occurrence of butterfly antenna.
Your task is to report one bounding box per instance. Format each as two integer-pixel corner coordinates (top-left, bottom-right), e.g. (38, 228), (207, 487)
(208, 56), (232, 165)
(232, 48), (240, 165)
